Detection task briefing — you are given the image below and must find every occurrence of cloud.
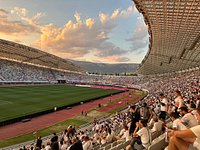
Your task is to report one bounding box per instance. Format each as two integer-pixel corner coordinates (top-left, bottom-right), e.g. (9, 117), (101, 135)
(126, 16), (149, 53)
(34, 7), (134, 62)
(11, 7), (28, 17)
(85, 18), (95, 29)
(0, 9), (9, 17)
(88, 55), (130, 63)
(93, 42), (126, 57)
(97, 55), (130, 63)
(100, 6), (133, 23)
(99, 13), (110, 24)
(133, 4), (138, 14)
(0, 17), (36, 35)
(0, 6), (136, 63)
(121, 5), (133, 17)
(0, 7), (43, 36)
(111, 9), (120, 20)
(10, 7), (45, 30)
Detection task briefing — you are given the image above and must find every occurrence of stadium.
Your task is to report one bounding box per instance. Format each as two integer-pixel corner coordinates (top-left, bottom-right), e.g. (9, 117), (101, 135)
(0, 0), (200, 150)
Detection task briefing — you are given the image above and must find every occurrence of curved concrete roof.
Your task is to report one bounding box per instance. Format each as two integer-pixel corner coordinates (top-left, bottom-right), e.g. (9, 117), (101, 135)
(134, 0), (200, 75)
(0, 39), (83, 73)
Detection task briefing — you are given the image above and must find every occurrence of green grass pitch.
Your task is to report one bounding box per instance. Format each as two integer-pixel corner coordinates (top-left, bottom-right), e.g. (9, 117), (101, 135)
(0, 84), (121, 122)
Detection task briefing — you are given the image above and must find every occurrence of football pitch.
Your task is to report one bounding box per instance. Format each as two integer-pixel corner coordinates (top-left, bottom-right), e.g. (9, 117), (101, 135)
(0, 84), (122, 122)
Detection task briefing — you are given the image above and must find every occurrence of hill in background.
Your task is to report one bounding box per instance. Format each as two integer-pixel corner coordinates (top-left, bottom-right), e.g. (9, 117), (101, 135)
(68, 59), (139, 75)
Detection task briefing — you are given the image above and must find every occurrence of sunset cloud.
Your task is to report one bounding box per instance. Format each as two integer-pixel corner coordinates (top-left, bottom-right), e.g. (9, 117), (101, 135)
(99, 13), (109, 24)
(11, 7), (28, 17)
(0, 3), (146, 63)
(0, 8), (43, 37)
(95, 55), (130, 63)
(85, 18), (95, 29)
(34, 6), (135, 62)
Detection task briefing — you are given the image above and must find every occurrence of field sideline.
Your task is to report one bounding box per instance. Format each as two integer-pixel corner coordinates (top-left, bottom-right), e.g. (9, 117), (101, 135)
(0, 84), (122, 122)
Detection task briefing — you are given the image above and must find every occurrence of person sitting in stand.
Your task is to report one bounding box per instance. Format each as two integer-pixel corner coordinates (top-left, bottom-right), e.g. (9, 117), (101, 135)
(126, 119), (151, 150)
(168, 107), (200, 150)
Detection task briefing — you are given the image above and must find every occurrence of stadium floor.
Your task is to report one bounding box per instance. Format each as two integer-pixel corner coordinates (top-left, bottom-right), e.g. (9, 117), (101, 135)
(0, 84), (121, 123)
(0, 91), (140, 140)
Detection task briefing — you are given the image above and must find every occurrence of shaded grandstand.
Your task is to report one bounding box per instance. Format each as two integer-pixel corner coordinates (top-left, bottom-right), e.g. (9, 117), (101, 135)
(135, 0), (200, 75)
(0, 39), (84, 72)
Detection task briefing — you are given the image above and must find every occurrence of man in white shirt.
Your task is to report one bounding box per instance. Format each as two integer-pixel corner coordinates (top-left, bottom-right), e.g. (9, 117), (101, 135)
(106, 128), (114, 143)
(60, 140), (68, 150)
(151, 116), (163, 132)
(170, 112), (187, 131)
(93, 130), (100, 144)
(82, 136), (92, 150)
(159, 93), (168, 120)
(168, 107), (200, 150)
(119, 125), (131, 142)
(126, 120), (150, 150)
(179, 106), (198, 128)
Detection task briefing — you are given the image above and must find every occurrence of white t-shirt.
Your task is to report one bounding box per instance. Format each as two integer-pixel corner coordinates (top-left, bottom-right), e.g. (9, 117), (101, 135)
(175, 97), (184, 108)
(190, 125), (200, 149)
(121, 130), (131, 142)
(119, 128), (126, 137)
(161, 98), (168, 112)
(45, 145), (51, 150)
(137, 127), (150, 147)
(148, 118), (155, 127)
(191, 110), (198, 120)
(93, 133), (100, 143)
(83, 140), (93, 150)
(154, 105), (160, 114)
(101, 138), (106, 145)
(95, 124), (100, 131)
(106, 133), (113, 143)
(151, 120), (163, 132)
(61, 144), (68, 150)
(196, 100), (200, 108)
(173, 118), (187, 130)
(181, 113), (198, 128)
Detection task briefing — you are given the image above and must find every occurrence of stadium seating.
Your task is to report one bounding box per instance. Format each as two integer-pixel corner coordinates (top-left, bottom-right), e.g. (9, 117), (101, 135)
(1, 40), (200, 150)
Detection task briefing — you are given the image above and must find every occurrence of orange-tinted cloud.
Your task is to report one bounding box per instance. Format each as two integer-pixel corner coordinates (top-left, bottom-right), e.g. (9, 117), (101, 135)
(85, 18), (95, 29)
(34, 7), (134, 62)
(0, 6), (136, 63)
(0, 8), (42, 37)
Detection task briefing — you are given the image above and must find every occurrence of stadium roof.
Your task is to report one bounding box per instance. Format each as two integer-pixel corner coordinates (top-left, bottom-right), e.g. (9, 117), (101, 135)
(134, 0), (200, 75)
(0, 39), (84, 73)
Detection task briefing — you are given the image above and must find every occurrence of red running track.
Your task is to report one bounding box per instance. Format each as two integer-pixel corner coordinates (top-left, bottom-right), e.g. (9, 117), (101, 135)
(0, 92), (134, 140)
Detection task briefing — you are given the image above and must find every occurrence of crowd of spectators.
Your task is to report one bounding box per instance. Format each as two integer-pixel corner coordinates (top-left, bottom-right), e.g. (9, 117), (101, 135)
(18, 67), (200, 150)
(0, 59), (138, 85)
(0, 60), (56, 82)
(19, 100), (200, 150)
(1, 59), (200, 150)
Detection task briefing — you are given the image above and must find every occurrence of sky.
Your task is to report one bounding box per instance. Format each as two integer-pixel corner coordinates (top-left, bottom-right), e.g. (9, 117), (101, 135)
(0, 0), (149, 64)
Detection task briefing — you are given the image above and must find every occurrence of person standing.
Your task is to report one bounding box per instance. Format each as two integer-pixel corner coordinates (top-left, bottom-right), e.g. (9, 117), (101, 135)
(36, 136), (42, 149)
(174, 90), (184, 112)
(159, 93), (168, 120)
(129, 105), (140, 136)
(140, 102), (152, 124)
